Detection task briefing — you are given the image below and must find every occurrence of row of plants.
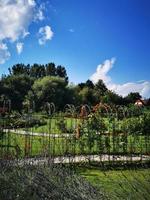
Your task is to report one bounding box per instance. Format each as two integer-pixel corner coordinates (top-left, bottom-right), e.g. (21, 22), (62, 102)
(0, 113), (47, 129)
(79, 111), (150, 136)
(0, 131), (149, 159)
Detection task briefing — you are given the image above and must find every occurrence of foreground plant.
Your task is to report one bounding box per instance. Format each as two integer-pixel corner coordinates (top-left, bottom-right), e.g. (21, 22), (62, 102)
(0, 165), (108, 200)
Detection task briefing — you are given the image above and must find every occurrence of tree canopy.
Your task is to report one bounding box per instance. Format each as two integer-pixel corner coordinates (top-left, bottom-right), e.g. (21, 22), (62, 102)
(0, 62), (146, 112)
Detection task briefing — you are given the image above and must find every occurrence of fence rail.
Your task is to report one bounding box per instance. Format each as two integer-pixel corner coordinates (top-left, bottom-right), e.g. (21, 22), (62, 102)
(0, 104), (150, 166)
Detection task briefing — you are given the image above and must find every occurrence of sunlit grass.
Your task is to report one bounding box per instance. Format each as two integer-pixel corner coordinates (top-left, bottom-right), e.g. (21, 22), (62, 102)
(78, 166), (150, 200)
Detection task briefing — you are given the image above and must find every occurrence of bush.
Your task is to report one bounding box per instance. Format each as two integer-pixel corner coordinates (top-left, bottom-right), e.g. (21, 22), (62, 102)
(120, 112), (150, 135)
(141, 112), (150, 135)
(0, 166), (108, 200)
(120, 117), (142, 135)
(1, 115), (47, 129)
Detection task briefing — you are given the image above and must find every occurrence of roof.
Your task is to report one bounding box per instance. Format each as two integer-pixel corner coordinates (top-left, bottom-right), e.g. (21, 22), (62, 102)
(135, 99), (149, 106)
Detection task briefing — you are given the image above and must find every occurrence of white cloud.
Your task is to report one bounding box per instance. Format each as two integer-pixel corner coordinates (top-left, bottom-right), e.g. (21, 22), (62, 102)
(28, 0), (36, 6)
(16, 42), (24, 55)
(0, 0), (45, 64)
(108, 82), (150, 98)
(34, 4), (45, 21)
(90, 58), (116, 84)
(38, 25), (54, 45)
(22, 30), (30, 38)
(90, 58), (150, 98)
(0, 0), (36, 42)
(0, 43), (10, 64)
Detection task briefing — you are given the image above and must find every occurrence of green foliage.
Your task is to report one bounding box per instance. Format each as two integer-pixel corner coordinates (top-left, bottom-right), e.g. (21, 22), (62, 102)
(142, 112), (150, 135)
(79, 113), (107, 151)
(127, 104), (143, 117)
(95, 79), (108, 96)
(56, 65), (68, 83)
(120, 112), (150, 135)
(78, 87), (97, 105)
(0, 63), (69, 111)
(120, 117), (143, 135)
(0, 166), (107, 200)
(85, 79), (94, 89)
(77, 79), (108, 105)
(8, 63), (68, 81)
(9, 63), (30, 76)
(56, 118), (67, 133)
(30, 63), (46, 78)
(0, 115), (46, 128)
(86, 113), (106, 134)
(0, 62), (149, 111)
(14, 117), (46, 128)
(125, 92), (142, 104)
(102, 90), (125, 105)
(0, 75), (34, 110)
(31, 76), (67, 110)
(45, 62), (56, 76)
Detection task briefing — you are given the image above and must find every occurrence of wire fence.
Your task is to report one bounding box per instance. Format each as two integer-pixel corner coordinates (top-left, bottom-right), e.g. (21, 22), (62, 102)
(0, 103), (150, 167)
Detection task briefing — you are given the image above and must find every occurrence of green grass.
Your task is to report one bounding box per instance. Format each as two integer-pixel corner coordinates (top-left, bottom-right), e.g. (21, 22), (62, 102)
(78, 166), (150, 200)
(21, 117), (80, 134)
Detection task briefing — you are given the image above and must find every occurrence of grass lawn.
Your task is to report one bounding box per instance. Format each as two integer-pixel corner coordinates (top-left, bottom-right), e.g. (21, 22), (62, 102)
(22, 117), (80, 134)
(78, 166), (150, 200)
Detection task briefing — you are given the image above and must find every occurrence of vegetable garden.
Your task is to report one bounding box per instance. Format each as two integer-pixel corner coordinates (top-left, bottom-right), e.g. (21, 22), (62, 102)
(0, 103), (150, 164)
(0, 103), (150, 200)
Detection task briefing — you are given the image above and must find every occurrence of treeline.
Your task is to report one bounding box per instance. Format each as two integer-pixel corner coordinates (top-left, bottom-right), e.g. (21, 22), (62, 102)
(8, 63), (68, 82)
(0, 62), (147, 111)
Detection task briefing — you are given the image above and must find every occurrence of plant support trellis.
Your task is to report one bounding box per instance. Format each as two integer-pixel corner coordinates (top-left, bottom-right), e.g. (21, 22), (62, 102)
(0, 103), (150, 167)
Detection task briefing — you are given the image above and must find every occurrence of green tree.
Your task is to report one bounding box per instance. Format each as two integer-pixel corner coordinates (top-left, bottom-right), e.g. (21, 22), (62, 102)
(30, 64), (46, 78)
(78, 87), (97, 105)
(56, 65), (68, 83)
(31, 76), (68, 110)
(95, 80), (108, 96)
(9, 64), (30, 76)
(85, 80), (94, 89)
(78, 82), (86, 90)
(125, 92), (142, 104)
(45, 63), (56, 76)
(1, 75), (34, 110)
(102, 90), (124, 105)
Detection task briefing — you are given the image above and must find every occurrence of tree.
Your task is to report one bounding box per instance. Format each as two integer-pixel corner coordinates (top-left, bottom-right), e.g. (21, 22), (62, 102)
(95, 80), (108, 96)
(9, 64), (30, 76)
(30, 64), (46, 78)
(56, 65), (68, 83)
(31, 76), (68, 110)
(102, 90), (125, 105)
(125, 92), (142, 104)
(45, 63), (56, 76)
(78, 83), (86, 90)
(78, 87), (97, 105)
(1, 75), (34, 110)
(85, 80), (94, 89)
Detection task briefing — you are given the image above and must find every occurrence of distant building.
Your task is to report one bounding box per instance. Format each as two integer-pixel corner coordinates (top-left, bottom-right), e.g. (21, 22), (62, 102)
(134, 99), (149, 107)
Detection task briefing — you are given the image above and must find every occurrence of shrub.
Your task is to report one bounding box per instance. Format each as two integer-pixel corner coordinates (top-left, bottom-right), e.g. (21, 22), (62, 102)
(1, 115), (47, 129)
(141, 112), (150, 135)
(120, 117), (142, 135)
(120, 112), (150, 135)
(0, 166), (108, 200)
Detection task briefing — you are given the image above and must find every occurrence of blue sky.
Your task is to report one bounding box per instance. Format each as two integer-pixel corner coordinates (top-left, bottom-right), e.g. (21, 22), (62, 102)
(0, 0), (150, 97)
